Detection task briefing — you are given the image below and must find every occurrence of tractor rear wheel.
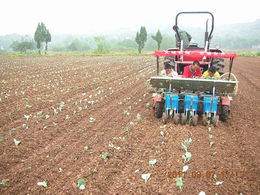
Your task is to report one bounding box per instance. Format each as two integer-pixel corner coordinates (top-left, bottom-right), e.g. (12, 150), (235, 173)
(155, 102), (163, 118)
(220, 105), (229, 122)
(173, 113), (180, 124)
(212, 58), (225, 75)
(180, 113), (187, 125)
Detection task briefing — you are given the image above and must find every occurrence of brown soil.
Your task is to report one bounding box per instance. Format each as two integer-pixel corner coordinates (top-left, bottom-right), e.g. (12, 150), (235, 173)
(0, 56), (259, 195)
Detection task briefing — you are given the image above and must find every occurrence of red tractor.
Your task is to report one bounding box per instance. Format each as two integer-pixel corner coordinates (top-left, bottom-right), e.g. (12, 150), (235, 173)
(151, 12), (238, 126)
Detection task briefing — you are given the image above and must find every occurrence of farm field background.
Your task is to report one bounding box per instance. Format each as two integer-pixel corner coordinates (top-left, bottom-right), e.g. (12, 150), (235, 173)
(0, 56), (259, 194)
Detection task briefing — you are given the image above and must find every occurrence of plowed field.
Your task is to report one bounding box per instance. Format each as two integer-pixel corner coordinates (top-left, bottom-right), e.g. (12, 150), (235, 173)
(0, 56), (259, 194)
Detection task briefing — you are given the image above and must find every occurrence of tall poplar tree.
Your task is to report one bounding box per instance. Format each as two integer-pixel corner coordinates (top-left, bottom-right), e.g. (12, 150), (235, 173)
(34, 22), (51, 54)
(152, 30), (163, 50)
(135, 26), (147, 54)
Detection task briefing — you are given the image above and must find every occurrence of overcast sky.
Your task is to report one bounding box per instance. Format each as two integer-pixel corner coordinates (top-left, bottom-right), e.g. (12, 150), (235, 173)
(1, 0), (259, 36)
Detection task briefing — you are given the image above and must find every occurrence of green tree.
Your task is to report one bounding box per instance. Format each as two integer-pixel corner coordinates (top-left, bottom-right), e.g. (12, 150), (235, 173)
(17, 42), (33, 53)
(67, 38), (82, 51)
(94, 36), (105, 53)
(152, 30), (163, 50)
(34, 23), (42, 54)
(135, 26), (147, 54)
(34, 22), (51, 54)
(10, 41), (20, 51)
(45, 30), (51, 54)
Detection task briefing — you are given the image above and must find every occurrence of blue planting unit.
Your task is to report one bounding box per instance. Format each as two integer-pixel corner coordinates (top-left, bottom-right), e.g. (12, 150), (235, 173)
(165, 93), (179, 114)
(203, 97), (218, 114)
(184, 95), (199, 114)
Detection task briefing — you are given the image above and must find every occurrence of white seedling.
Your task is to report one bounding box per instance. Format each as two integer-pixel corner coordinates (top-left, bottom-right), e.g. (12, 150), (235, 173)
(137, 113), (142, 121)
(14, 139), (21, 146)
(37, 181), (48, 187)
(24, 115), (30, 120)
(182, 152), (191, 163)
(199, 191), (206, 195)
(149, 159), (157, 166)
(182, 165), (189, 172)
(184, 138), (192, 145)
(160, 131), (164, 137)
(141, 173), (151, 183)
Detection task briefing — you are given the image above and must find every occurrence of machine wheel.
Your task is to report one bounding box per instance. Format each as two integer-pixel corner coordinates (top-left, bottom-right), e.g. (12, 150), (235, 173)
(202, 114), (207, 126)
(162, 112), (168, 124)
(212, 58), (225, 75)
(220, 105), (229, 122)
(173, 113), (180, 124)
(192, 114), (198, 126)
(180, 113), (187, 125)
(155, 102), (163, 118)
(213, 115), (219, 127)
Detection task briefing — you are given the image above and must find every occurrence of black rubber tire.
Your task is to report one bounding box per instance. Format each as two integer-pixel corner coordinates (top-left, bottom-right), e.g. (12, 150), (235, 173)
(180, 113), (187, 125)
(212, 58), (225, 75)
(173, 113), (180, 124)
(192, 114), (198, 126)
(220, 105), (229, 122)
(155, 102), (163, 118)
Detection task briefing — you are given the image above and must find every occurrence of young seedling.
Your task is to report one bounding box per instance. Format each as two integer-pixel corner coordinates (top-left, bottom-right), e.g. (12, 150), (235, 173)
(137, 113), (142, 121)
(141, 173), (151, 183)
(14, 139), (21, 146)
(37, 181), (48, 188)
(0, 180), (7, 187)
(125, 127), (130, 135)
(149, 159), (157, 166)
(182, 152), (191, 164)
(181, 143), (187, 152)
(102, 152), (107, 160)
(77, 178), (86, 190)
(175, 177), (183, 192)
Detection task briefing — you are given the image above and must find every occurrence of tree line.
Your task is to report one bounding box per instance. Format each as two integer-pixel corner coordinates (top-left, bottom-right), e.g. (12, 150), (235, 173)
(3, 22), (260, 54)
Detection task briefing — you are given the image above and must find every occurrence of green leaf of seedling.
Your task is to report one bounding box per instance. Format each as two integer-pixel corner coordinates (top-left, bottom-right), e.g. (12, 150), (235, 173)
(175, 177), (183, 192)
(77, 178), (86, 190)
(209, 134), (213, 139)
(0, 137), (3, 142)
(84, 146), (88, 151)
(137, 113), (142, 121)
(210, 142), (214, 147)
(181, 143), (187, 152)
(102, 152), (107, 160)
(0, 180), (7, 187)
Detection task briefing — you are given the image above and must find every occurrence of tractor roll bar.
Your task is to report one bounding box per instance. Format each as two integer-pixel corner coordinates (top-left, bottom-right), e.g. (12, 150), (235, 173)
(175, 12), (214, 48)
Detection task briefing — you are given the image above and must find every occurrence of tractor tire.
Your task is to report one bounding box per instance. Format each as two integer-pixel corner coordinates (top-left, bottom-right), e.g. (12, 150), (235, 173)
(220, 105), (229, 122)
(155, 102), (163, 118)
(192, 114), (198, 126)
(202, 114), (207, 126)
(212, 58), (225, 75)
(180, 113), (187, 125)
(213, 115), (219, 127)
(162, 112), (168, 124)
(173, 113), (180, 124)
